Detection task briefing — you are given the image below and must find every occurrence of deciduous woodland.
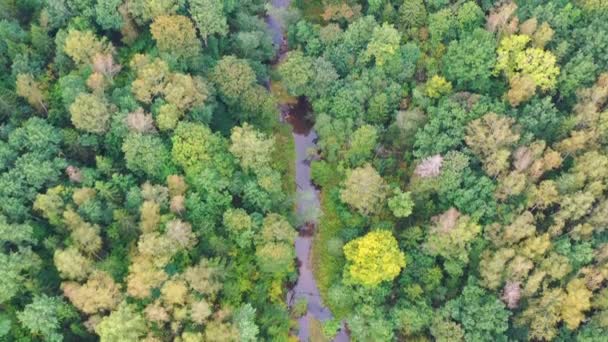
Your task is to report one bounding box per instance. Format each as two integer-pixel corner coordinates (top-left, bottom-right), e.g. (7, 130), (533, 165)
(1, 0), (608, 341)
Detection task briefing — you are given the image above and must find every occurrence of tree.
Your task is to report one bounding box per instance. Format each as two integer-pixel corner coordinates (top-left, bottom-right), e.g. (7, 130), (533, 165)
(229, 123), (275, 172)
(171, 122), (225, 174)
(235, 304), (259, 342)
(17, 295), (72, 342)
(364, 23), (400, 66)
(211, 56), (257, 104)
(139, 200), (160, 233)
(15, 73), (46, 113)
(256, 214), (296, 275)
(277, 51), (314, 97)
(255, 242), (295, 275)
(456, 1), (483, 32)
(428, 8), (455, 43)
(444, 284), (510, 342)
(126, 0), (181, 24)
(388, 189), (414, 218)
(54, 247), (92, 280)
(150, 15), (201, 63)
(156, 103), (183, 131)
(398, 0), (427, 32)
(425, 75), (453, 98)
(126, 255), (168, 298)
(69, 93), (111, 134)
(189, 0), (228, 45)
(166, 219), (196, 249)
(340, 164), (389, 215)
(62, 271), (122, 314)
(424, 210), (481, 277)
(184, 259), (223, 298)
(125, 108), (156, 133)
(561, 278), (592, 330)
(495, 34), (560, 102)
(163, 73), (209, 110)
(430, 315), (465, 342)
(343, 230), (406, 287)
(64, 29), (112, 65)
(465, 113), (519, 176)
(95, 302), (147, 342)
(223, 208), (253, 247)
(518, 288), (564, 340)
(507, 74), (537, 107)
(442, 29), (496, 93)
(161, 279), (188, 306)
(63, 210), (102, 255)
(122, 133), (171, 181)
(95, 0), (123, 30)
(345, 124), (377, 166)
(130, 54), (170, 104)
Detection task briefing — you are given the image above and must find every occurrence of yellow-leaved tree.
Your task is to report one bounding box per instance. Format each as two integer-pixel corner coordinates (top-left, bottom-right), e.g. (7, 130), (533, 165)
(343, 230), (406, 287)
(494, 34), (559, 106)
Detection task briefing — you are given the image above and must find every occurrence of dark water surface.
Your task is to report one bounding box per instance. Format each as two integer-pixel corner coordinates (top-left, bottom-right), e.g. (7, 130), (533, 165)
(267, 1), (349, 341)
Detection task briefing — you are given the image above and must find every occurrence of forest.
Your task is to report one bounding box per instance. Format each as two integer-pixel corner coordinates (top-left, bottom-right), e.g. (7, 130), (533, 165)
(1, 0), (608, 341)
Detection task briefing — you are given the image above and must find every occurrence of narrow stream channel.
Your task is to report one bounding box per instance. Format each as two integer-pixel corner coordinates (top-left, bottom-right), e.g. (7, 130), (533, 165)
(267, 1), (349, 341)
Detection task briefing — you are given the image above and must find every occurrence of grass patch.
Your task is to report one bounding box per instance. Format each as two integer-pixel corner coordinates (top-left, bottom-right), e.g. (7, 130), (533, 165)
(311, 168), (347, 318)
(309, 317), (331, 342)
(272, 122), (296, 202)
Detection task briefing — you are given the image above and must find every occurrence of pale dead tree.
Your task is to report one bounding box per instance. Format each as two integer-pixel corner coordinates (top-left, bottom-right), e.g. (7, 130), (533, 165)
(432, 208), (460, 233)
(92, 53), (122, 80)
(66, 165), (83, 183)
(170, 195), (185, 215)
(513, 146), (533, 172)
(125, 108), (156, 133)
(486, 1), (518, 35)
(501, 281), (521, 309)
(414, 154), (443, 178)
(166, 219), (196, 249)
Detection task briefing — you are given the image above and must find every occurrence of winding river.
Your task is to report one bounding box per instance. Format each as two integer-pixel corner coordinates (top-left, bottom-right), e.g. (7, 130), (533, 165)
(267, 1), (349, 341)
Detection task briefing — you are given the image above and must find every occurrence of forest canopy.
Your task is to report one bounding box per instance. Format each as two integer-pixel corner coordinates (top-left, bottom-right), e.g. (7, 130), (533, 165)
(1, 0), (608, 341)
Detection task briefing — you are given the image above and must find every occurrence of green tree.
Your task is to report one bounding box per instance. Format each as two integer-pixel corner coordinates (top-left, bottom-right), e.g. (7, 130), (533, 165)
(340, 164), (389, 215)
(229, 123), (275, 172)
(388, 189), (414, 218)
(189, 0), (228, 45)
(69, 93), (111, 134)
(424, 210), (481, 277)
(211, 56), (257, 104)
(95, 0), (123, 30)
(345, 124), (377, 166)
(364, 23), (400, 66)
(171, 122), (227, 174)
(17, 295), (73, 342)
(95, 302), (147, 342)
(277, 50), (314, 97)
(398, 0), (427, 32)
(122, 133), (171, 181)
(444, 284), (510, 342)
(442, 29), (496, 93)
(126, 0), (181, 24)
(150, 15), (201, 63)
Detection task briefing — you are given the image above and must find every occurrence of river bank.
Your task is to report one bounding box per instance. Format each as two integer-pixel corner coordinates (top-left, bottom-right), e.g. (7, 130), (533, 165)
(266, 1), (348, 340)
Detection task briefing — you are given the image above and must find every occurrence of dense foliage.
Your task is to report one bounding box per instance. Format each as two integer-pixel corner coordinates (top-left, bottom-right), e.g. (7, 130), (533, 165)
(0, 0), (295, 341)
(3, 0), (608, 341)
(279, 0), (608, 340)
